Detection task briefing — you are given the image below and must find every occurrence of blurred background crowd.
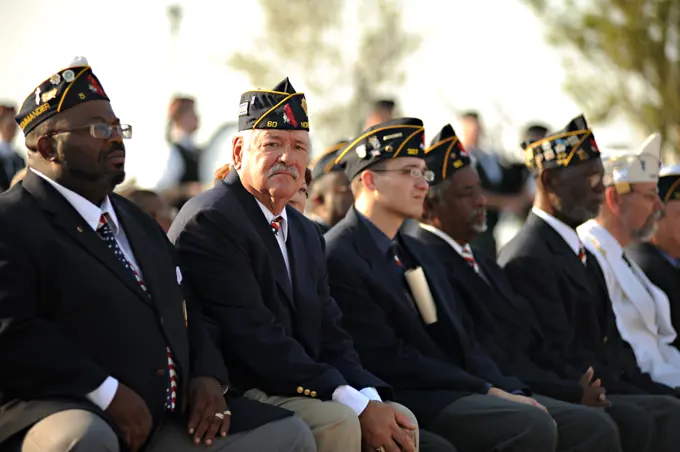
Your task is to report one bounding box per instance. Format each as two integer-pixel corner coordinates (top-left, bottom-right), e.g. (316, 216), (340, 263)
(1, 0), (678, 255)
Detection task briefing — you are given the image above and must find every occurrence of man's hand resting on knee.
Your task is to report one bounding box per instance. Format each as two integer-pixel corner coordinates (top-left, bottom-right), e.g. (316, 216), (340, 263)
(105, 383), (152, 452)
(359, 401), (416, 452)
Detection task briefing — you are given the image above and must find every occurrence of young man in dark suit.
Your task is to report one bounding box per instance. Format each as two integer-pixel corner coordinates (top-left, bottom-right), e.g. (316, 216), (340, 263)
(324, 118), (620, 452)
(0, 58), (312, 452)
(408, 123), (679, 452)
(497, 115), (680, 452)
(627, 165), (680, 345)
(169, 79), (426, 452)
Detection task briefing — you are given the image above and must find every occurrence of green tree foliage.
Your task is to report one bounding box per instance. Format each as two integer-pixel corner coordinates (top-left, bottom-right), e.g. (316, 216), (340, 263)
(525, 0), (680, 154)
(227, 0), (420, 152)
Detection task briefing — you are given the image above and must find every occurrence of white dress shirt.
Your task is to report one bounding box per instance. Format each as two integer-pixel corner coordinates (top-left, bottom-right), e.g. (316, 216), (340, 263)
(255, 200), (381, 414)
(532, 206), (582, 257)
(31, 168), (137, 410)
(419, 223), (466, 256)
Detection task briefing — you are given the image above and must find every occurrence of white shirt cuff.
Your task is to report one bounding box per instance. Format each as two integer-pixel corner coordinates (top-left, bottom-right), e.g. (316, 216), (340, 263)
(86, 376), (119, 410)
(332, 385), (371, 415)
(359, 387), (382, 402)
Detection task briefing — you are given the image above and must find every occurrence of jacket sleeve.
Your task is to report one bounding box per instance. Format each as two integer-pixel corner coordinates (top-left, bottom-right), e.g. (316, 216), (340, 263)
(326, 251), (489, 394)
(0, 221), (109, 400)
(173, 209), (347, 400)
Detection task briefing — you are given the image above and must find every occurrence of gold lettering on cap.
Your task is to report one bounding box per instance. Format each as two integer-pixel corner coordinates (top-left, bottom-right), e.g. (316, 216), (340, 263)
(407, 148), (419, 155)
(19, 103), (51, 130)
(267, 121), (278, 128)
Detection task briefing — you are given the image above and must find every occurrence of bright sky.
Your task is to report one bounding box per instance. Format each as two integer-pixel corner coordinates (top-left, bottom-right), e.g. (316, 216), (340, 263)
(0, 0), (642, 188)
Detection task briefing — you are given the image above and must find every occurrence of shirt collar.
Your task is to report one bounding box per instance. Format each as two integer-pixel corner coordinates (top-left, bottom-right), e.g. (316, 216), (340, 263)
(356, 210), (393, 257)
(577, 219), (623, 258)
(30, 168), (120, 235)
(418, 223), (467, 258)
(656, 246), (680, 269)
(256, 199), (288, 241)
(532, 206), (582, 256)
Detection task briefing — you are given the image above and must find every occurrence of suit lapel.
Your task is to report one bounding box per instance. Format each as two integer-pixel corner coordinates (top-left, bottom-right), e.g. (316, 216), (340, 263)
(532, 214), (594, 295)
(226, 171), (294, 307)
(22, 171), (154, 307)
(400, 235), (461, 325)
(112, 199), (166, 308)
(348, 209), (416, 313)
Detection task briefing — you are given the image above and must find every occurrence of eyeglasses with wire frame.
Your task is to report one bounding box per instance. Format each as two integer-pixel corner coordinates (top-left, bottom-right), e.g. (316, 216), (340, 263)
(46, 123), (133, 140)
(370, 167), (435, 182)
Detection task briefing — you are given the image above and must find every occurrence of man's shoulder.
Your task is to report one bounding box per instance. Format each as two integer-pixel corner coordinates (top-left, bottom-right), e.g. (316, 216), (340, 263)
(0, 184), (43, 229)
(168, 183), (243, 239)
(497, 227), (549, 270)
(323, 216), (355, 253)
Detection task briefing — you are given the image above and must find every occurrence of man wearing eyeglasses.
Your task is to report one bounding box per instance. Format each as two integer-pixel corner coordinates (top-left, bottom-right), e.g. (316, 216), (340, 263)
(324, 118), (566, 452)
(578, 134), (680, 389)
(0, 57), (311, 452)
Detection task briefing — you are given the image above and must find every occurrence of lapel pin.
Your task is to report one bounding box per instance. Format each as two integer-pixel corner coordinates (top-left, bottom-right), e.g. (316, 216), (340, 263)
(77, 226), (83, 232)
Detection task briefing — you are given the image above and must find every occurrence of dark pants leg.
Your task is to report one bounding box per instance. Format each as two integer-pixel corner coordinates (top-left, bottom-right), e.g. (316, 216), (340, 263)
(428, 393), (557, 452)
(604, 396), (654, 452)
(609, 394), (680, 452)
(420, 430), (457, 452)
(532, 395), (621, 452)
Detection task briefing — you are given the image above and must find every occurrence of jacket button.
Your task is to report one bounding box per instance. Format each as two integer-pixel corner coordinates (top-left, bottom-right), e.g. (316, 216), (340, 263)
(155, 368), (166, 377)
(310, 391), (317, 398)
(603, 336), (608, 343)
(297, 386), (304, 394)
(304, 389), (310, 396)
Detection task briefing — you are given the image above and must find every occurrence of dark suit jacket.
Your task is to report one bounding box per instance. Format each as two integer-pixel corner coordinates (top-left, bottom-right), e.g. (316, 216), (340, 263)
(0, 170), (280, 445)
(324, 208), (527, 426)
(406, 225), (586, 403)
(168, 171), (388, 402)
(498, 212), (674, 395)
(626, 242), (680, 349)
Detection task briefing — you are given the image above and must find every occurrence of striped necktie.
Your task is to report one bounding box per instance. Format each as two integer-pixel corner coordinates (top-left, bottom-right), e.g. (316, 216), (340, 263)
(96, 213), (178, 412)
(270, 216), (284, 235)
(461, 245), (480, 273)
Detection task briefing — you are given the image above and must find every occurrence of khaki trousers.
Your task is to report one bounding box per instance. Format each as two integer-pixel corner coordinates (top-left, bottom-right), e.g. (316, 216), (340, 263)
(245, 388), (419, 452)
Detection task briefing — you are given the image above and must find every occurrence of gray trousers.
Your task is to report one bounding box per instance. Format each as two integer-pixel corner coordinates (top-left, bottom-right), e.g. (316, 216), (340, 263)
(8, 409), (315, 452)
(607, 394), (680, 452)
(427, 393), (620, 452)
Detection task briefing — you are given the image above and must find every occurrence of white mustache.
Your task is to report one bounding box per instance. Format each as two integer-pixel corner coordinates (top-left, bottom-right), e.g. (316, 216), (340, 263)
(268, 162), (299, 179)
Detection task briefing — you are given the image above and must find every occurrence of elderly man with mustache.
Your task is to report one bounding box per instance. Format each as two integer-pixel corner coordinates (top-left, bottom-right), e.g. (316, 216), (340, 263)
(169, 78), (428, 452)
(578, 133), (680, 390)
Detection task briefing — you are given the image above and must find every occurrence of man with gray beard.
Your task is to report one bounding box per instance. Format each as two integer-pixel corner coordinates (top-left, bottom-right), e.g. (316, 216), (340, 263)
(499, 117), (680, 452)
(578, 133), (680, 389)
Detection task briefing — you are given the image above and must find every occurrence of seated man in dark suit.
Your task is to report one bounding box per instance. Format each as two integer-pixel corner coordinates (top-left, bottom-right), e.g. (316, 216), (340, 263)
(0, 58), (312, 452)
(498, 115), (680, 452)
(169, 78), (428, 452)
(324, 118), (619, 452)
(305, 140), (353, 234)
(627, 165), (680, 347)
(408, 123), (670, 452)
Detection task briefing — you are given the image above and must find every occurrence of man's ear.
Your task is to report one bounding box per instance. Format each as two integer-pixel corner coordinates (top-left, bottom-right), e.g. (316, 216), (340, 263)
(36, 135), (58, 162)
(604, 186), (621, 216)
(232, 136), (244, 170)
(362, 170), (378, 191)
